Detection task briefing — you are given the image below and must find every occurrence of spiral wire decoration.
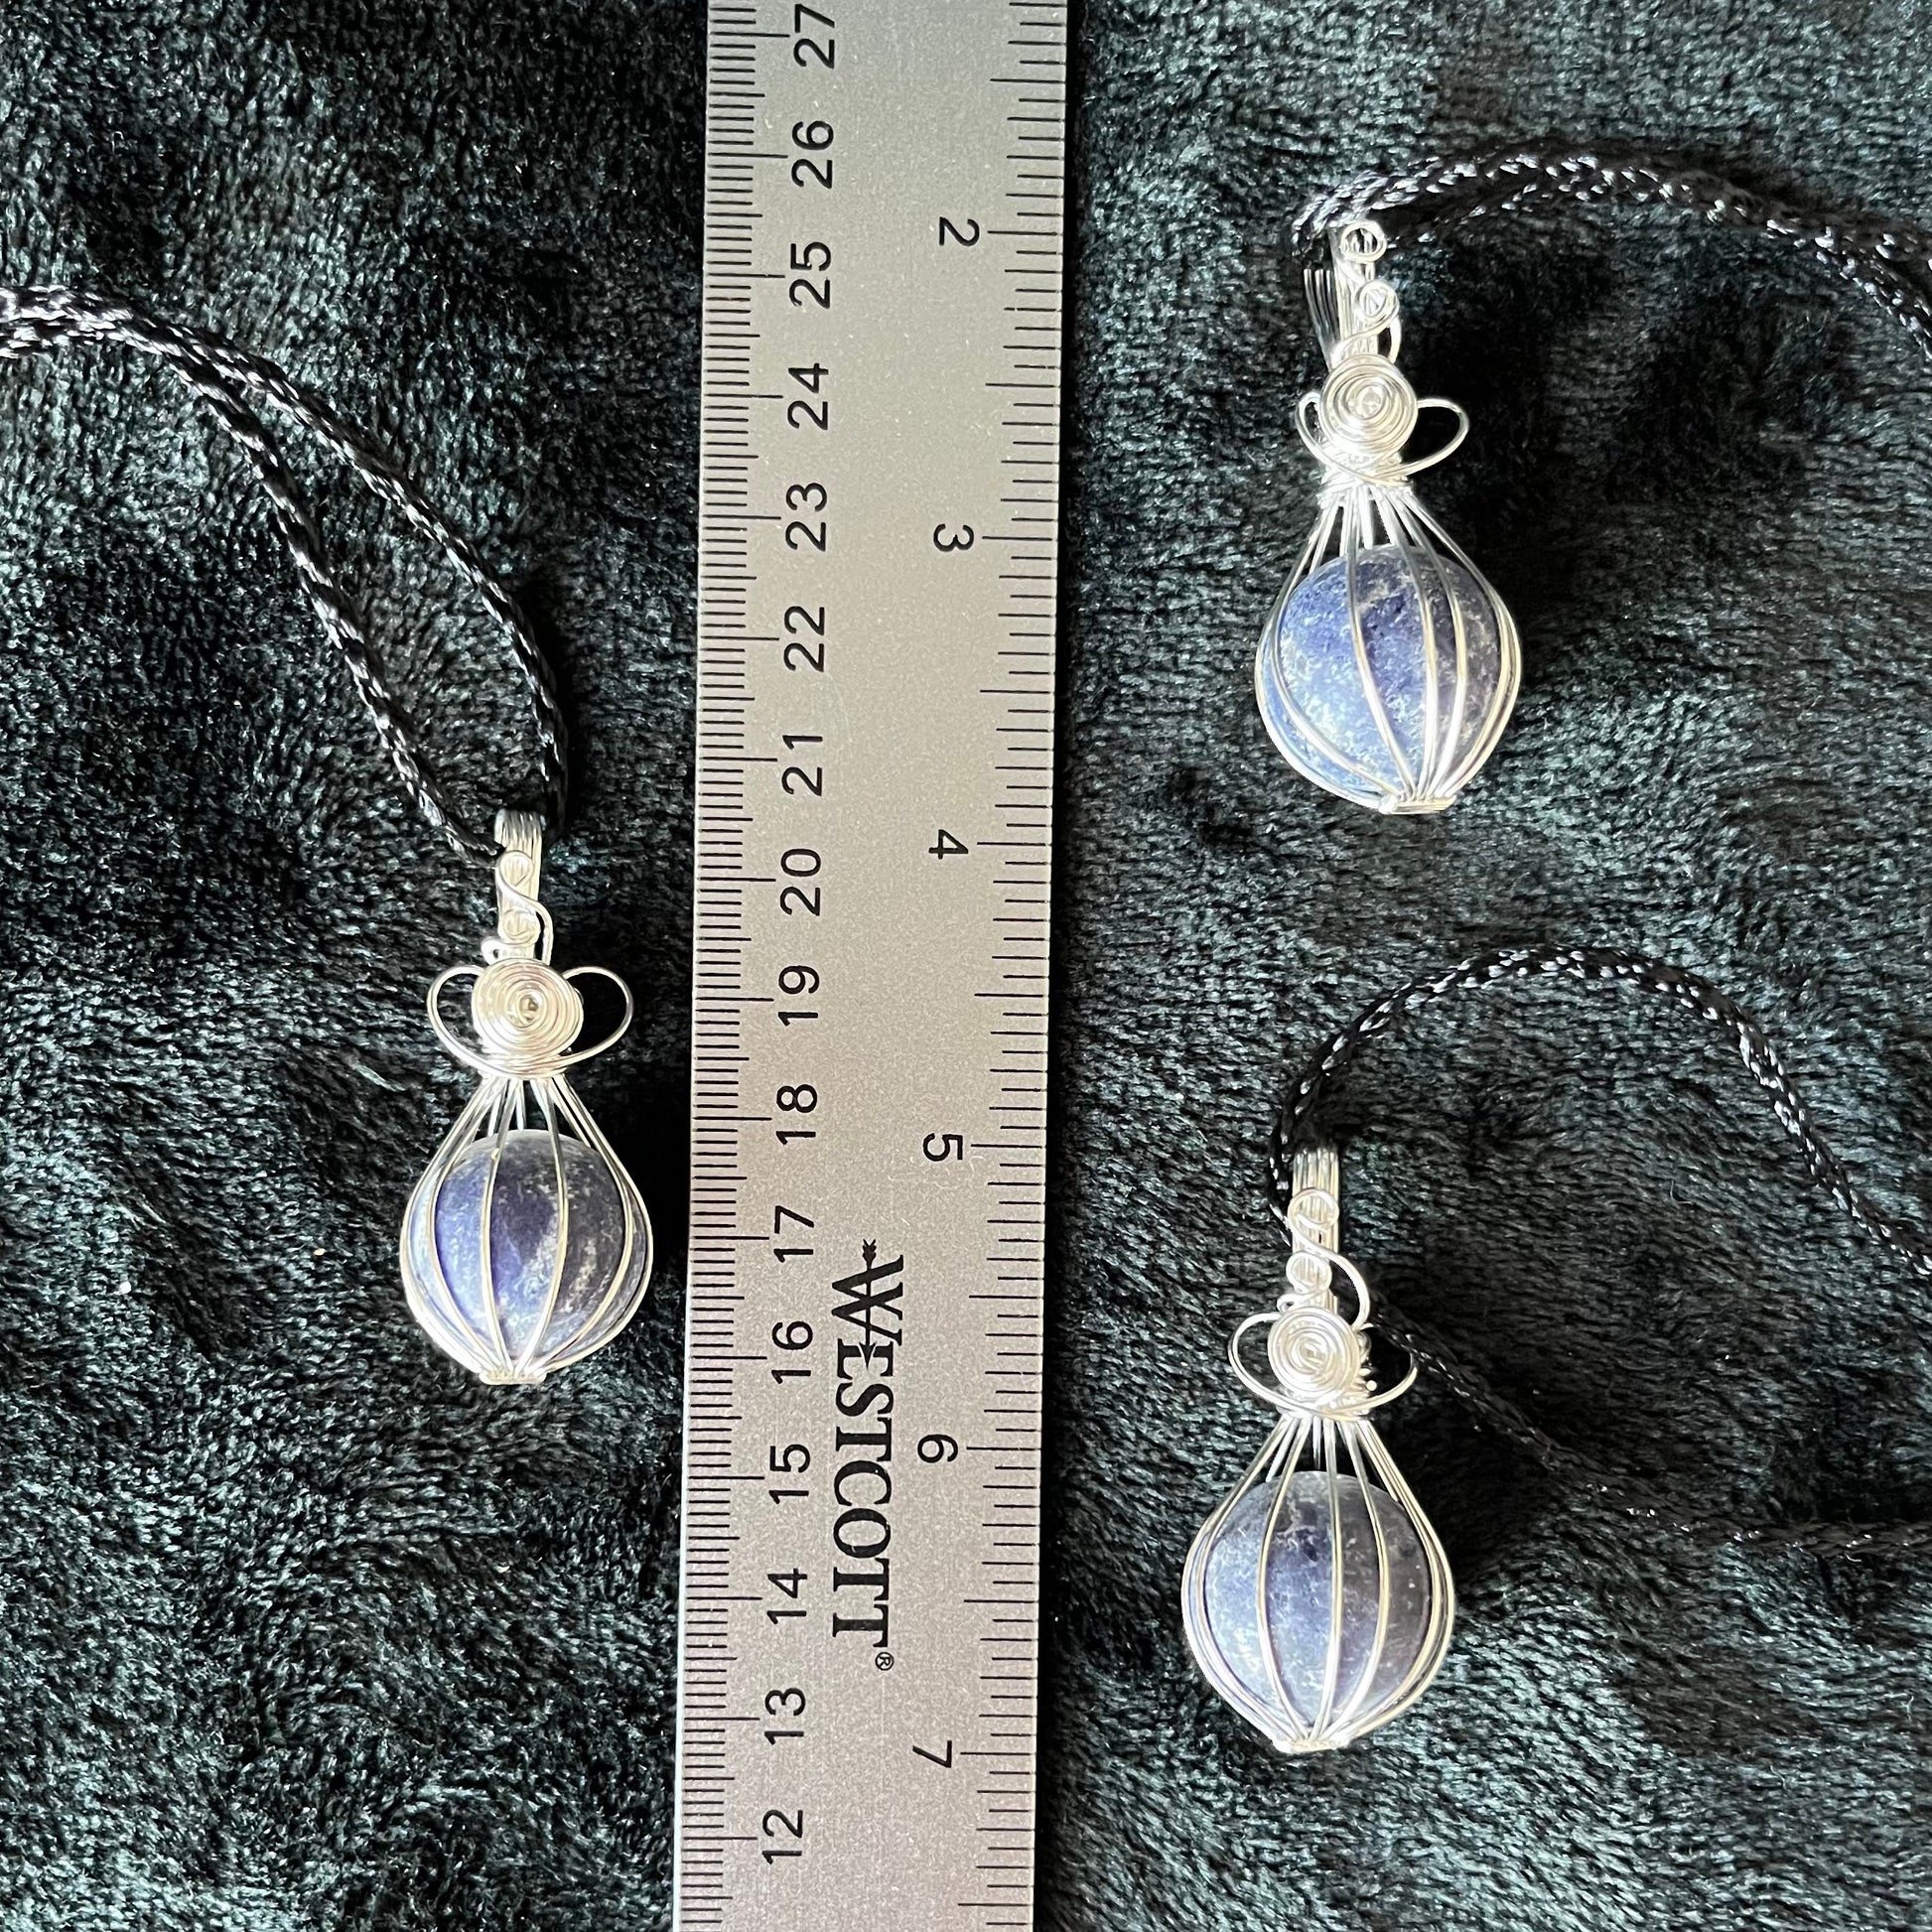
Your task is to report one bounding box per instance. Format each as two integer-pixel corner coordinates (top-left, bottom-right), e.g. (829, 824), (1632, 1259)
(0, 285), (568, 860)
(1273, 944), (1932, 1558)
(469, 958), (588, 1071)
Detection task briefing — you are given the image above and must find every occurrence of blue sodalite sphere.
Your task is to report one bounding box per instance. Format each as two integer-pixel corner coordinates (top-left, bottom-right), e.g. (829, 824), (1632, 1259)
(1202, 1471), (1431, 1731)
(1258, 544), (1506, 812)
(407, 1129), (645, 1377)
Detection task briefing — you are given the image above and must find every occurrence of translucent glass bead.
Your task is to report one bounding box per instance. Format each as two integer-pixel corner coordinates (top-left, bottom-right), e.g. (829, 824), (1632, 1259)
(1259, 545), (1504, 812)
(405, 1128), (646, 1380)
(1200, 1471), (1432, 1730)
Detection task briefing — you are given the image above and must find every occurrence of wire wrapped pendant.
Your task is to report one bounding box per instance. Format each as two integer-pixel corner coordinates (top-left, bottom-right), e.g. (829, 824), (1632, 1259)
(1256, 219), (1519, 813)
(400, 810), (653, 1383)
(1182, 1148), (1451, 1750)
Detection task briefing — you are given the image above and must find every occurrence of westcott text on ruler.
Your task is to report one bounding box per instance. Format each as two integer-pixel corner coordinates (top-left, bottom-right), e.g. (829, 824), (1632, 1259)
(674, 4), (1067, 1929)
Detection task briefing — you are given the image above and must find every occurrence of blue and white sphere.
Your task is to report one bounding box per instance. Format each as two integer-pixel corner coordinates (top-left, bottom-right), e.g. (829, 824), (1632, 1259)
(1258, 544), (1508, 812)
(1201, 1471), (1432, 1732)
(407, 1128), (646, 1380)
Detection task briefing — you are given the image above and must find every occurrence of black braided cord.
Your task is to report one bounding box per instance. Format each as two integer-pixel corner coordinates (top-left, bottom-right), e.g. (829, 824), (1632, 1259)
(1290, 141), (1932, 365)
(0, 285), (568, 862)
(1273, 945), (1932, 1558)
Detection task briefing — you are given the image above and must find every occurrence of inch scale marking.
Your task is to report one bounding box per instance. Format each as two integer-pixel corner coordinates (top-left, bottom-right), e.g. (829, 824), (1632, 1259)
(676, 4), (1066, 1929)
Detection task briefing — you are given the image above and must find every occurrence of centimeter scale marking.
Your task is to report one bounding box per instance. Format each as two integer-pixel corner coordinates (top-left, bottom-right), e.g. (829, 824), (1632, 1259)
(675, 4), (1066, 1928)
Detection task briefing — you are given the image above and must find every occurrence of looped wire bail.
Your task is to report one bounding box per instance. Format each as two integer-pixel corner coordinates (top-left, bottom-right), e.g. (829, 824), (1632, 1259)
(1284, 1144), (1341, 1308)
(486, 808), (551, 963)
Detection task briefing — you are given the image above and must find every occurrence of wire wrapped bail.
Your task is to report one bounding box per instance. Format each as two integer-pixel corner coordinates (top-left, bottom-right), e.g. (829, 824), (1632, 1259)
(1285, 1145), (1341, 1298)
(488, 807), (550, 962)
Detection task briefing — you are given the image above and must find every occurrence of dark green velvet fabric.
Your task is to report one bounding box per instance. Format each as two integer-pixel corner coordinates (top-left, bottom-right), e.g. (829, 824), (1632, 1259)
(3, 3), (1930, 1926)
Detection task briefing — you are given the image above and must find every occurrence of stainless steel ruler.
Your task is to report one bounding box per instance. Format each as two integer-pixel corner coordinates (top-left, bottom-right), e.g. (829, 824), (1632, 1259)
(674, 3), (1066, 1928)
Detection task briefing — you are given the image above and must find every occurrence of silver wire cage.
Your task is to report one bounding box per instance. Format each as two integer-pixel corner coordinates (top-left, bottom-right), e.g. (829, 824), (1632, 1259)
(399, 811), (653, 1385)
(1255, 220), (1521, 814)
(402, 1066), (652, 1385)
(1181, 1148), (1453, 1751)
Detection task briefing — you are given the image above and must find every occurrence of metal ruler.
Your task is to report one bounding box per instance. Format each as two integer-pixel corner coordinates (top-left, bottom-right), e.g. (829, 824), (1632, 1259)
(675, 3), (1066, 1928)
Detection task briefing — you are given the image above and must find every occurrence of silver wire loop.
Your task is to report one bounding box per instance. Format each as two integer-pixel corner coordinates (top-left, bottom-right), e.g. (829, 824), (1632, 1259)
(487, 808), (553, 962)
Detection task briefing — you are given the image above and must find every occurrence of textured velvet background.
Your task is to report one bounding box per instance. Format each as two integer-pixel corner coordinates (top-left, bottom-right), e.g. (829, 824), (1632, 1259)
(3, 2), (1931, 1927)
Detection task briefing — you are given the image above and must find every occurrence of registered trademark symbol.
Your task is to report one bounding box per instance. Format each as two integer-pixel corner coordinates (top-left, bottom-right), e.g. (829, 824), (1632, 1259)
(875, 1650), (896, 1672)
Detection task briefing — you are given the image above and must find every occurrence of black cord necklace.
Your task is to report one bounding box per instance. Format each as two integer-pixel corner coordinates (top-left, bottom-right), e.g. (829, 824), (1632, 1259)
(1277, 944), (1932, 1559)
(1293, 142), (1932, 353)
(1266, 151), (1932, 1551)
(2, 285), (652, 1384)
